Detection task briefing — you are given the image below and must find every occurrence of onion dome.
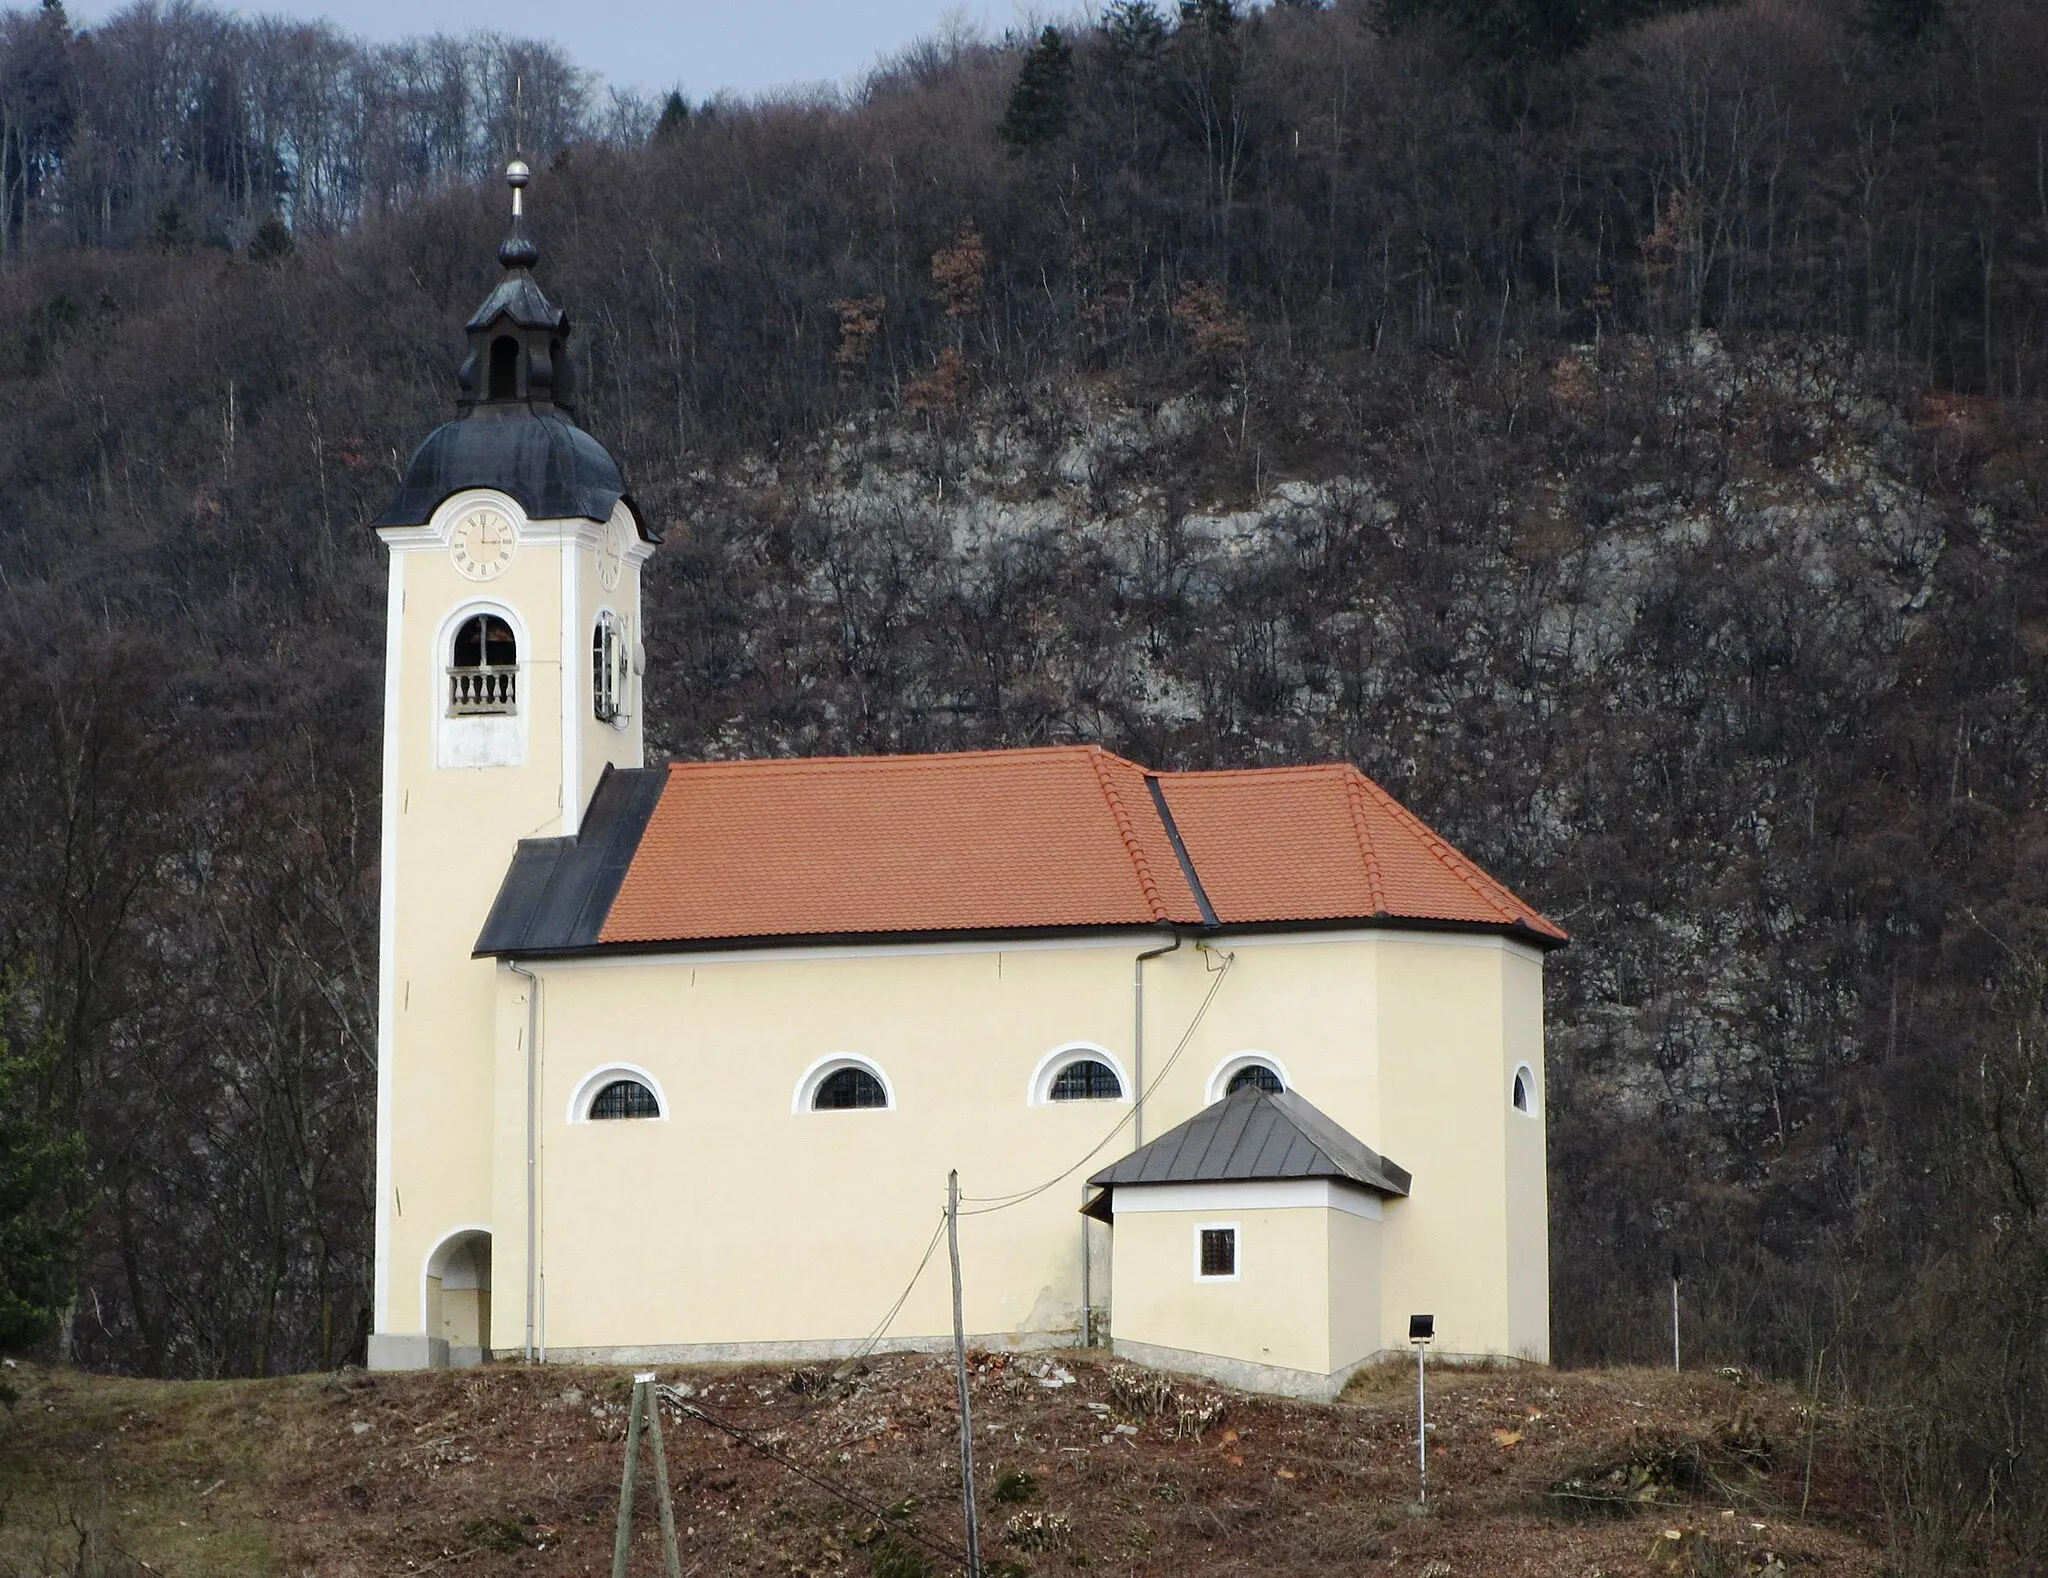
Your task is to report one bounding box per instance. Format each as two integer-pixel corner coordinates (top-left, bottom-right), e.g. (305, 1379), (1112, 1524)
(374, 161), (654, 537)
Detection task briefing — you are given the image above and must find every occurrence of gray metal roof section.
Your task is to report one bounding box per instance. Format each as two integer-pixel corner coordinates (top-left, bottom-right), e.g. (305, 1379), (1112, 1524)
(372, 410), (649, 532)
(1085, 1087), (1411, 1213)
(467, 270), (564, 332)
(474, 766), (668, 956)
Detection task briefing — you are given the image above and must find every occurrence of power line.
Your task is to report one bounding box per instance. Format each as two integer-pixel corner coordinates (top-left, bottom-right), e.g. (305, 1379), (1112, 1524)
(959, 949), (1234, 1215)
(843, 1209), (949, 1367)
(660, 1388), (973, 1572)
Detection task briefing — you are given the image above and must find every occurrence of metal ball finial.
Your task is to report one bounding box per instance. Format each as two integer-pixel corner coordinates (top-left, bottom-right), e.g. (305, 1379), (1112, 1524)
(506, 158), (530, 188)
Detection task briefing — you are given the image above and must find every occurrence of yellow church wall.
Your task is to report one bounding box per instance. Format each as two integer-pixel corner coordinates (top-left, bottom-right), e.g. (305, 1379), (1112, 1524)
(1504, 947), (1551, 1361)
(512, 942), (1142, 1356)
(1327, 1204), (1384, 1374)
(445, 928), (1541, 1370)
(1373, 936), (1528, 1362)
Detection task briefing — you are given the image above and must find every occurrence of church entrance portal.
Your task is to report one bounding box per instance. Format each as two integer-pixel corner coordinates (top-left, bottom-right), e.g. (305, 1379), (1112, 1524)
(425, 1230), (492, 1367)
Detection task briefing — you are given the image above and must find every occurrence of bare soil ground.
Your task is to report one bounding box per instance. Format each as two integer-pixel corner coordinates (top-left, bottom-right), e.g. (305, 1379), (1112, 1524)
(0, 1353), (1884, 1577)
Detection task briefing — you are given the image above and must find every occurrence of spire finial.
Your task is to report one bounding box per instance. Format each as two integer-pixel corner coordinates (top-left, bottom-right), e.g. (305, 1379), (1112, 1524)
(498, 159), (537, 271)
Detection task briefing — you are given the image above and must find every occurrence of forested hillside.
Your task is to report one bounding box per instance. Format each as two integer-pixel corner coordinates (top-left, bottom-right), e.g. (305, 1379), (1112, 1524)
(1, 0), (2045, 1568)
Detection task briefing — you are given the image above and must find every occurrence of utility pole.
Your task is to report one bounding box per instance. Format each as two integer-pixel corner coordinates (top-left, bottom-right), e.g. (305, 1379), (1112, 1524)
(948, 1172), (983, 1578)
(612, 1372), (682, 1578)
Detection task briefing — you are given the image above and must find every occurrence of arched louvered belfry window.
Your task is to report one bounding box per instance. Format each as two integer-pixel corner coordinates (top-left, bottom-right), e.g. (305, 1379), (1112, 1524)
(813, 1066), (888, 1110)
(449, 613), (517, 714)
(1050, 1059), (1124, 1102)
(589, 1078), (661, 1120)
(1225, 1062), (1284, 1097)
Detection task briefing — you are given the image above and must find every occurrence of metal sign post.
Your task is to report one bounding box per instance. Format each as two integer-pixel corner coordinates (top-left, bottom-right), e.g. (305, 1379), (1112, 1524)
(1409, 1314), (1434, 1504)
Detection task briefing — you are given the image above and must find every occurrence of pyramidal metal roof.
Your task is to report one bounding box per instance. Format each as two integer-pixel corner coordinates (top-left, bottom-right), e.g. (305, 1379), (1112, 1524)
(1084, 1086), (1411, 1218)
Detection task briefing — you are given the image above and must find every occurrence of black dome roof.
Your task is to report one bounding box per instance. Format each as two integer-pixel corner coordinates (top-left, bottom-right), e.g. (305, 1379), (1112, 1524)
(373, 410), (648, 532)
(371, 164), (655, 539)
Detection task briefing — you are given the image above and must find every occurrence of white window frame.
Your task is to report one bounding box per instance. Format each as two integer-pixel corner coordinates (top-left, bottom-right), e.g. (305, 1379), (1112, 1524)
(567, 1062), (669, 1124)
(1205, 1052), (1293, 1105)
(1511, 1062), (1538, 1116)
(1027, 1042), (1132, 1106)
(1193, 1221), (1241, 1282)
(433, 596), (531, 770)
(793, 1054), (896, 1113)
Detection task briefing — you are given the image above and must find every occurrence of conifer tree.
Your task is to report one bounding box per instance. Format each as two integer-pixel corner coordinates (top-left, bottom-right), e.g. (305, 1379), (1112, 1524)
(998, 26), (1074, 151)
(655, 90), (690, 143)
(0, 985), (85, 1382)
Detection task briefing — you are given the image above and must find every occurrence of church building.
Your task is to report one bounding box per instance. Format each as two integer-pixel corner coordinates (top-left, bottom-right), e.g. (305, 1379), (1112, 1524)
(365, 166), (1566, 1401)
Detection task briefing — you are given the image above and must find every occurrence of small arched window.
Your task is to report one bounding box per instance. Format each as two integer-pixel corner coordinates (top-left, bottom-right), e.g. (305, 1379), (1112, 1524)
(449, 613), (517, 714)
(813, 1066), (888, 1110)
(1226, 1063), (1284, 1097)
(1512, 1066), (1535, 1114)
(593, 611), (628, 724)
(1050, 1059), (1124, 1101)
(589, 1078), (661, 1120)
(488, 335), (519, 400)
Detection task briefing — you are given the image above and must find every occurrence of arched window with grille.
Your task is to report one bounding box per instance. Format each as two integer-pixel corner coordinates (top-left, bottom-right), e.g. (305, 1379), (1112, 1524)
(569, 1065), (667, 1123)
(814, 1067), (887, 1109)
(589, 1079), (661, 1120)
(797, 1057), (893, 1112)
(1226, 1063), (1284, 1097)
(449, 612), (517, 715)
(1050, 1058), (1124, 1102)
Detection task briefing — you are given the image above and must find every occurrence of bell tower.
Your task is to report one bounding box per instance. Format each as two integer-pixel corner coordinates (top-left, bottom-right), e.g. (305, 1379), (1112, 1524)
(366, 162), (657, 1370)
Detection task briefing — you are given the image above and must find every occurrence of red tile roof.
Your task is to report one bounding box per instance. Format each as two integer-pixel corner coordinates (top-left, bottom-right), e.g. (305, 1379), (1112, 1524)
(594, 746), (1565, 948)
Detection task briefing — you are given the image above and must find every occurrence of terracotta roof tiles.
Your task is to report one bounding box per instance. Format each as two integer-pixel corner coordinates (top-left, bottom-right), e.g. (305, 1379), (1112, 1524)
(482, 745), (1566, 955)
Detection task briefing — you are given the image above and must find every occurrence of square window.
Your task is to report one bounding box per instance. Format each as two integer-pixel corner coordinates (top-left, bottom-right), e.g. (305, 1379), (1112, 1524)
(1198, 1227), (1237, 1279)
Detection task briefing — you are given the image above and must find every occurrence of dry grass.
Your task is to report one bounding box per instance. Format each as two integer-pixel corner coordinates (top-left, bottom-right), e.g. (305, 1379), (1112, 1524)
(0, 1355), (1883, 1577)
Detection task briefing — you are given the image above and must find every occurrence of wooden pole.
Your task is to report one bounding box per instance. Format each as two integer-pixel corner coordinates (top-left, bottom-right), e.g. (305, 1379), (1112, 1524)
(645, 1389), (684, 1578)
(612, 1378), (647, 1578)
(948, 1171), (982, 1578)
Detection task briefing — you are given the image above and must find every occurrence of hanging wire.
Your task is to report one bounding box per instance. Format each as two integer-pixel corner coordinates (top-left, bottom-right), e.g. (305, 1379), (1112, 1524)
(660, 1388), (973, 1572)
(841, 1208), (950, 1367)
(958, 948), (1235, 1216)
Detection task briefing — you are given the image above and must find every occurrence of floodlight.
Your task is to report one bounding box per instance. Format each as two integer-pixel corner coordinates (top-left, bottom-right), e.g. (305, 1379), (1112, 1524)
(1409, 1313), (1435, 1344)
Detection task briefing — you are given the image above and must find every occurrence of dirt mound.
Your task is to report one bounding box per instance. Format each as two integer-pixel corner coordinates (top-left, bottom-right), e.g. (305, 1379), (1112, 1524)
(0, 1357), (1882, 1576)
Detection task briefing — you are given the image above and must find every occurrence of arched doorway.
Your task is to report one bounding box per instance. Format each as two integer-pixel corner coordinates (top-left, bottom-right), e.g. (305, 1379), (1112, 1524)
(425, 1229), (492, 1367)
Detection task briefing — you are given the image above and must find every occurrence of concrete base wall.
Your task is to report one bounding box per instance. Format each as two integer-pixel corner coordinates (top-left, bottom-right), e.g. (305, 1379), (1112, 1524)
(533, 1329), (1081, 1368)
(1111, 1336), (1386, 1402)
(368, 1333), (450, 1371)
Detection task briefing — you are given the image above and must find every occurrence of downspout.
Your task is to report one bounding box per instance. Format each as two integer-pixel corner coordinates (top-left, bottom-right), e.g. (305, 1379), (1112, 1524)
(1131, 772), (1221, 1148)
(508, 960), (541, 1362)
(1133, 933), (1181, 1147)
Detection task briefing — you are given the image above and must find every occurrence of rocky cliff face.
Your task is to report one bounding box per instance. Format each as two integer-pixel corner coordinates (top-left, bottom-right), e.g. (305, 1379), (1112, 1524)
(638, 333), (2043, 1369)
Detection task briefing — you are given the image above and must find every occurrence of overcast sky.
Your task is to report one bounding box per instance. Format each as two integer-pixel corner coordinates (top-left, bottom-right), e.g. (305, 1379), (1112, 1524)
(62, 1), (1038, 100)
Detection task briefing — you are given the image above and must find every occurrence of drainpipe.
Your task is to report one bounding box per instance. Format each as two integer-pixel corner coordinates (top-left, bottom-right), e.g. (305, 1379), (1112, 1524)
(1133, 933), (1181, 1147)
(508, 960), (541, 1362)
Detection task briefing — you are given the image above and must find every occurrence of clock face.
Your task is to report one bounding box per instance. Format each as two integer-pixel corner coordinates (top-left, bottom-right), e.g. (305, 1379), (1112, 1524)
(450, 506), (516, 581)
(595, 514), (628, 592)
